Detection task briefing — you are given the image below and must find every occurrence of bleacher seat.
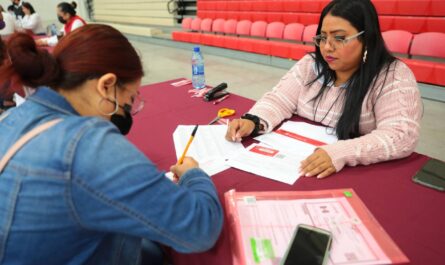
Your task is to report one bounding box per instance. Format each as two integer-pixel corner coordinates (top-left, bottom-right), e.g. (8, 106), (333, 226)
(191, 18), (202, 31)
(212, 18), (226, 33)
(382, 30), (413, 54)
(410, 32), (445, 59)
(283, 23), (305, 42)
(302, 24), (318, 43)
(182, 17), (192, 30)
(224, 19), (238, 35)
(201, 18), (213, 32)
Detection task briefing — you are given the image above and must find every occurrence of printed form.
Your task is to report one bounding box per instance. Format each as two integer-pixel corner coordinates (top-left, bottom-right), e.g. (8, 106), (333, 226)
(173, 125), (244, 176)
(236, 197), (391, 265)
(227, 122), (338, 185)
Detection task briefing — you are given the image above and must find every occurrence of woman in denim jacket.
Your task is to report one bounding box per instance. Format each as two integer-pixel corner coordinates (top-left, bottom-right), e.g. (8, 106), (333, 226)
(0, 25), (223, 265)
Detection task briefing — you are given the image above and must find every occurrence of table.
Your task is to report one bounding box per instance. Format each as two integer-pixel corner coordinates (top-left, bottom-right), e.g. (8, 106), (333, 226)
(127, 79), (444, 265)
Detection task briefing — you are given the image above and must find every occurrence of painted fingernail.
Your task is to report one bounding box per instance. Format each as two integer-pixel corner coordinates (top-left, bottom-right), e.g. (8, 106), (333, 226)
(305, 173), (311, 177)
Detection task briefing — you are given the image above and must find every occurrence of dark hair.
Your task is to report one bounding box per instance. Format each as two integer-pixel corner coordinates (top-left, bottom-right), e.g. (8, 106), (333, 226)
(0, 38), (5, 64)
(7, 5), (14, 12)
(58, 1), (77, 16)
(22, 2), (35, 14)
(0, 24), (144, 97)
(309, 0), (396, 140)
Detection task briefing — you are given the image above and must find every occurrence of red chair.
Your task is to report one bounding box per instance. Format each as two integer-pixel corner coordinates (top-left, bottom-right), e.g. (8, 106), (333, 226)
(431, 0), (445, 16)
(238, 21), (268, 53)
(372, 0), (397, 15)
(270, 23), (311, 59)
(251, 22), (285, 55)
(283, 23), (305, 41)
(282, 13), (301, 24)
(212, 19), (226, 33)
(190, 18), (202, 31)
(266, 13), (283, 23)
(226, 1), (240, 12)
(200, 18), (213, 32)
(410, 32), (445, 59)
(266, 22), (285, 39)
(236, 20), (252, 36)
(393, 16), (426, 34)
(299, 13), (320, 25)
(302, 24), (318, 43)
(224, 19), (238, 35)
(403, 59), (445, 86)
(239, 1), (253, 12)
(266, 0), (284, 12)
(379, 16), (394, 32)
(181, 17), (192, 30)
(426, 17), (445, 33)
(222, 20), (252, 50)
(250, 21), (268, 38)
(382, 30), (413, 54)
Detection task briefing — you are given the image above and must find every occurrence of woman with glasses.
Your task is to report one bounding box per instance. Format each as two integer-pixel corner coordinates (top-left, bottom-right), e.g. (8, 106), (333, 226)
(0, 25), (223, 264)
(226, 0), (421, 179)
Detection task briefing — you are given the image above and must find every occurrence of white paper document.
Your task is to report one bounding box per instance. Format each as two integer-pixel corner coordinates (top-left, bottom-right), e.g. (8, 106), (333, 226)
(227, 143), (306, 185)
(13, 93), (26, 106)
(236, 197), (391, 265)
(173, 125), (244, 176)
(255, 121), (338, 157)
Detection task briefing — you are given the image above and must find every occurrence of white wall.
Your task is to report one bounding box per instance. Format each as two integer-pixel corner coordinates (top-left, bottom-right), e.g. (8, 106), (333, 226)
(0, 0), (89, 27)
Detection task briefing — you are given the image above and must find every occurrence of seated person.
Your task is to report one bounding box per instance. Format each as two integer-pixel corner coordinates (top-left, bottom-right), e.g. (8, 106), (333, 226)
(36, 1), (86, 46)
(18, 2), (45, 35)
(0, 5), (16, 36)
(0, 25), (223, 264)
(226, 0), (421, 179)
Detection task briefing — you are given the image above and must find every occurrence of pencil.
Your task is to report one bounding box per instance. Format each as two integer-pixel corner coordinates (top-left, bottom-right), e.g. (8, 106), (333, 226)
(177, 125), (199, 165)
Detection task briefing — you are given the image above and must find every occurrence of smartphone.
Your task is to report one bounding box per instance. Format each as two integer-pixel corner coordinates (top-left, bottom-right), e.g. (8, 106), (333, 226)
(412, 159), (445, 191)
(280, 224), (332, 265)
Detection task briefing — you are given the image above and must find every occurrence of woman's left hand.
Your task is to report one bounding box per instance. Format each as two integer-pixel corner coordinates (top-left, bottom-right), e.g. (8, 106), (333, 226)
(300, 148), (336, 179)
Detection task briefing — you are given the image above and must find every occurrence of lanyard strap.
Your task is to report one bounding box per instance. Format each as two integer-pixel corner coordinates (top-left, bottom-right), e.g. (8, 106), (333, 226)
(0, 119), (63, 173)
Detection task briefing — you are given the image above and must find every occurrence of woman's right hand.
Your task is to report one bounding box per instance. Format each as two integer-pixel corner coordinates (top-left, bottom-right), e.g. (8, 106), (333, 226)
(170, 157), (199, 178)
(225, 119), (255, 142)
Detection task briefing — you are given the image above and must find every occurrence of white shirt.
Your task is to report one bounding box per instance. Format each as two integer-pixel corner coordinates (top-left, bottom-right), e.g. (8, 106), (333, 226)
(47, 18), (85, 46)
(20, 13), (45, 35)
(0, 12), (16, 35)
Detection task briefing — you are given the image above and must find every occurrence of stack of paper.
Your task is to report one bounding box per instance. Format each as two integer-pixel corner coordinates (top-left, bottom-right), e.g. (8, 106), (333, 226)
(226, 121), (338, 185)
(173, 125), (244, 176)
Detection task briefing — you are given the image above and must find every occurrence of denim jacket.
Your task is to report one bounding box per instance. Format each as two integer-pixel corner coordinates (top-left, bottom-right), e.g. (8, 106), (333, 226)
(0, 87), (223, 265)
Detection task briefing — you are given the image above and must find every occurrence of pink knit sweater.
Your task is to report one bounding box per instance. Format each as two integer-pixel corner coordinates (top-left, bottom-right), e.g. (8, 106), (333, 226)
(249, 54), (422, 172)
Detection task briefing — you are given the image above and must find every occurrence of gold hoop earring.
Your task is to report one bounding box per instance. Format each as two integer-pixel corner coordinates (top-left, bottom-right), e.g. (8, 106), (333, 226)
(362, 48), (368, 63)
(97, 97), (119, 116)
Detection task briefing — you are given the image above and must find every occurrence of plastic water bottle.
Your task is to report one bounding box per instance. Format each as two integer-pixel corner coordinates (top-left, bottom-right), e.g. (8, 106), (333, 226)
(51, 24), (58, 36)
(191, 46), (206, 89)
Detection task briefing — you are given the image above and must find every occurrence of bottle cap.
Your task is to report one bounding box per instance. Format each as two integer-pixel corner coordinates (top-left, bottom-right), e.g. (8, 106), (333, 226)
(193, 46), (200, 52)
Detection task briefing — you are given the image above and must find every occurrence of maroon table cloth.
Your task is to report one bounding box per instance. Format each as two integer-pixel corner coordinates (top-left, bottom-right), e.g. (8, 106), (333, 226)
(127, 79), (444, 265)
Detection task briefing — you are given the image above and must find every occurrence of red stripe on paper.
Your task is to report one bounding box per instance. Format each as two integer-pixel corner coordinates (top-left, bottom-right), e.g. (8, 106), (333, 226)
(250, 146), (279, 157)
(275, 129), (327, 146)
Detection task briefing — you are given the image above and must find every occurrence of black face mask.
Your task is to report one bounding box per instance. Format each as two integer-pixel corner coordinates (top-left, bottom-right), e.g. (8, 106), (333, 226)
(57, 15), (66, 24)
(110, 104), (133, 135)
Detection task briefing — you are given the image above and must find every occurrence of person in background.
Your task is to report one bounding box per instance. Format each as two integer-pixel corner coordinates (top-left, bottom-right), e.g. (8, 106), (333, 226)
(0, 24), (223, 265)
(36, 1), (86, 46)
(7, 0), (24, 19)
(18, 2), (45, 35)
(226, 0), (421, 179)
(0, 5), (16, 36)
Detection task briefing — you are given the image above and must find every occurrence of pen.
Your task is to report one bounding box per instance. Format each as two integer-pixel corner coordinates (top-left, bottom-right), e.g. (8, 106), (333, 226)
(213, 94), (230, 105)
(174, 125), (199, 179)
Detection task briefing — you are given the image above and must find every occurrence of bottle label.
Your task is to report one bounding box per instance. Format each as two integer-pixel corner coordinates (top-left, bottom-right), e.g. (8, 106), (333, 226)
(192, 65), (204, 75)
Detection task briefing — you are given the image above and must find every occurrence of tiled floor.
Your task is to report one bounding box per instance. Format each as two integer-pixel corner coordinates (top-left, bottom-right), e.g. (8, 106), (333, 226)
(132, 40), (445, 161)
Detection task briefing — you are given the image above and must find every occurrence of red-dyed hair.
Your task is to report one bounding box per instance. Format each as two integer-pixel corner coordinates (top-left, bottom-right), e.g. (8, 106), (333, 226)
(0, 24), (144, 98)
